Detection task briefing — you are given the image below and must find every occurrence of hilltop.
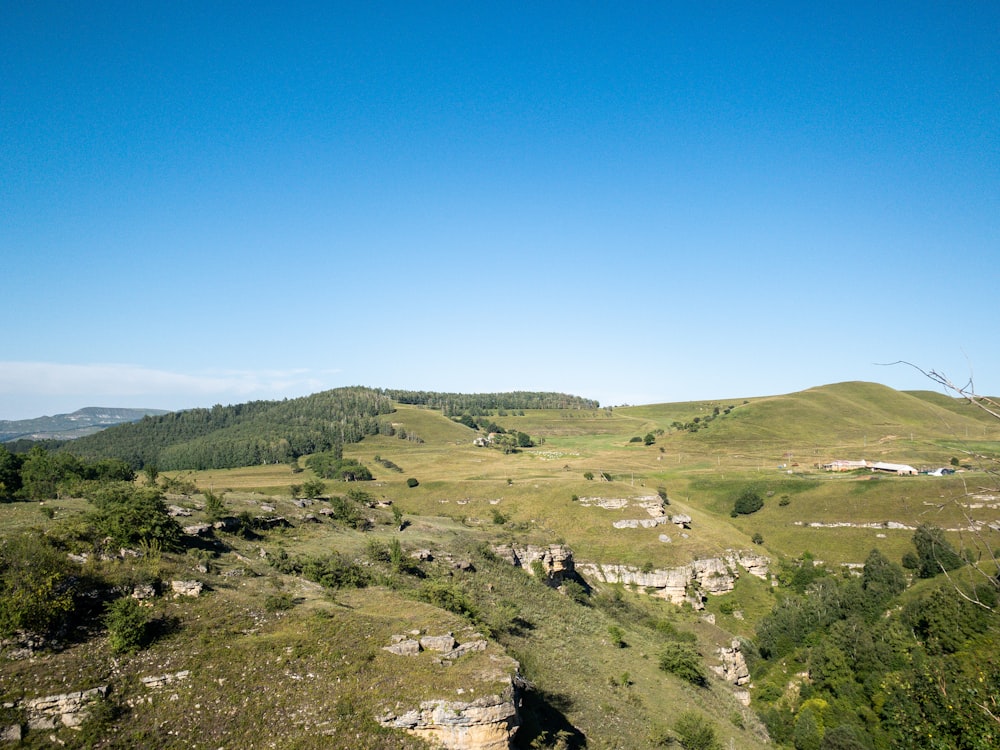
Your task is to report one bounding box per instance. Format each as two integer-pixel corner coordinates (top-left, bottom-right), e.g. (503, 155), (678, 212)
(0, 407), (168, 443)
(0, 381), (997, 748)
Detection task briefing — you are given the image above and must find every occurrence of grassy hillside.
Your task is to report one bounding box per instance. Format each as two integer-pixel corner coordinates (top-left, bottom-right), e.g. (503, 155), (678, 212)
(3, 381), (998, 748)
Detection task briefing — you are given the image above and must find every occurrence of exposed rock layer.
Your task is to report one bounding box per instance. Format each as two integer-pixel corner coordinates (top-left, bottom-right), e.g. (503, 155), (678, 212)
(577, 550), (769, 609)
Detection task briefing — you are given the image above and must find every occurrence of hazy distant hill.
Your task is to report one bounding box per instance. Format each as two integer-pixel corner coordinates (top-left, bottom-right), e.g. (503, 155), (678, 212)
(0, 406), (169, 442)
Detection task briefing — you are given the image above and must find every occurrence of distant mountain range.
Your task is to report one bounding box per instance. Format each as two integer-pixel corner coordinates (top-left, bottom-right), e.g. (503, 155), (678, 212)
(0, 407), (169, 442)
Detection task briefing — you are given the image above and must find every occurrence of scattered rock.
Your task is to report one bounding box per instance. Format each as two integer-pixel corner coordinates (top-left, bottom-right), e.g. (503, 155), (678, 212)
(131, 583), (156, 601)
(171, 580), (203, 598)
(712, 640), (752, 703)
(0, 724), (22, 742)
(141, 671), (190, 689)
(442, 640), (488, 660)
(182, 523), (213, 537)
(212, 516), (239, 532)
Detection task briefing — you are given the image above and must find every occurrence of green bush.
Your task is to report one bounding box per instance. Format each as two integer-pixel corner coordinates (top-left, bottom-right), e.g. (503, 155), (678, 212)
(105, 596), (149, 654)
(406, 477), (419, 488)
(673, 711), (720, 750)
(418, 580), (478, 620)
(88, 484), (182, 550)
(264, 592), (296, 612)
(658, 642), (707, 686)
(0, 532), (80, 637)
(732, 486), (764, 516)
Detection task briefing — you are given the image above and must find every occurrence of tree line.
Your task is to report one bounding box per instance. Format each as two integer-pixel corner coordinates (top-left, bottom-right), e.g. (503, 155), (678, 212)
(27, 387), (396, 471)
(377, 389), (600, 414)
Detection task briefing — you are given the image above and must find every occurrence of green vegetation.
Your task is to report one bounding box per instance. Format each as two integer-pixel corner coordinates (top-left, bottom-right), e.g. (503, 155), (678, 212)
(1, 381), (999, 748)
(732, 486), (764, 516)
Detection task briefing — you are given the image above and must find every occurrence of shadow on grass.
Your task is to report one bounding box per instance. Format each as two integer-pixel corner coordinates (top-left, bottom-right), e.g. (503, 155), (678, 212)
(514, 687), (586, 749)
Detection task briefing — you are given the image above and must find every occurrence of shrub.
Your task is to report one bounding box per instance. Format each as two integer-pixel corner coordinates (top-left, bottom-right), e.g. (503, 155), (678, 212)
(301, 554), (369, 590)
(674, 711), (720, 750)
(561, 579), (589, 604)
(658, 642), (707, 686)
(105, 596), (149, 654)
(583, 472), (594, 481)
(752, 532), (764, 545)
(264, 592), (296, 612)
(608, 625), (627, 648)
(406, 477), (419, 488)
(301, 478), (326, 498)
(88, 484), (182, 551)
(732, 486), (764, 516)
(202, 489), (225, 521)
(417, 580), (478, 620)
(0, 532), (80, 637)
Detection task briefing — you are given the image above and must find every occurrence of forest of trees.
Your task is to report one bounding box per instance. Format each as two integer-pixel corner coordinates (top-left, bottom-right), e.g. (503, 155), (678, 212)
(40, 387), (396, 471)
(751, 540), (1000, 749)
(4, 388), (599, 472)
(378, 389), (600, 414)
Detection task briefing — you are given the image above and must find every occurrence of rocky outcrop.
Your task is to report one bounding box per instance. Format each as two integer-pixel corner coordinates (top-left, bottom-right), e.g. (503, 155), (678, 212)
(577, 550), (769, 609)
(170, 580), (203, 598)
(378, 680), (520, 750)
(140, 671), (190, 689)
(713, 640), (751, 686)
(16, 686), (108, 730)
(492, 544), (574, 586)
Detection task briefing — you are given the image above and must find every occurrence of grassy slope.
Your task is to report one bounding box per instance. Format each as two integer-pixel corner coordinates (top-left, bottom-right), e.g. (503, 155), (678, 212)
(5, 381), (1000, 748)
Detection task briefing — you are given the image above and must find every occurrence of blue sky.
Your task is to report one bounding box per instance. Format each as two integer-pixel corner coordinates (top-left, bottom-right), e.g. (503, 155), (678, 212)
(2, 2), (997, 420)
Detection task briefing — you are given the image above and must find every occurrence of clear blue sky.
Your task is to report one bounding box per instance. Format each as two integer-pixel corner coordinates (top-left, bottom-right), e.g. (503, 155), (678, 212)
(2, 2), (997, 420)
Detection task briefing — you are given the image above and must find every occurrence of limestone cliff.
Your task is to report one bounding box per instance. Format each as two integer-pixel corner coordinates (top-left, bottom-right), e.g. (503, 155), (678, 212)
(378, 679), (520, 750)
(576, 550), (769, 609)
(492, 543), (575, 586)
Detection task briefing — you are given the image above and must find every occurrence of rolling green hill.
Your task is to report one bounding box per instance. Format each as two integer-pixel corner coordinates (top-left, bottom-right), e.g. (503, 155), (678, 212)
(2, 381), (998, 749)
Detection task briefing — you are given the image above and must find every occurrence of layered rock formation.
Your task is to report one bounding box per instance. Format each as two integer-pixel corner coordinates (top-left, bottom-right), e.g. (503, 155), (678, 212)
(576, 550), (769, 609)
(491, 543), (575, 586)
(712, 639), (752, 705)
(5, 685), (109, 733)
(379, 681), (519, 750)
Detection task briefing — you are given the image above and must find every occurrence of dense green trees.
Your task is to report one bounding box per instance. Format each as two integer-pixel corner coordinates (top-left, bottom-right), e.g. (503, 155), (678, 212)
(904, 523), (965, 578)
(57, 387), (395, 471)
(753, 545), (1000, 749)
(0, 446), (23, 498)
(306, 452), (373, 481)
(380, 389), (599, 412)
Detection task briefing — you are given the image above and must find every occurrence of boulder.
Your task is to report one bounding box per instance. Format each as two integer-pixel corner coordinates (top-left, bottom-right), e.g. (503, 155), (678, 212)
(378, 680), (520, 750)
(23, 686), (108, 730)
(171, 580), (203, 598)
(420, 634), (457, 652)
(383, 639), (421, 656)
